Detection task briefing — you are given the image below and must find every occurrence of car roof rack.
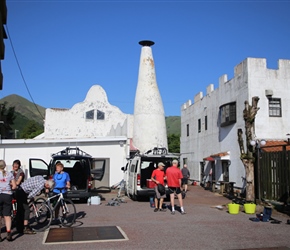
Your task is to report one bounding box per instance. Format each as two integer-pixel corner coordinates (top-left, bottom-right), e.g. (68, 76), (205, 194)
(51, 147), (92, 158)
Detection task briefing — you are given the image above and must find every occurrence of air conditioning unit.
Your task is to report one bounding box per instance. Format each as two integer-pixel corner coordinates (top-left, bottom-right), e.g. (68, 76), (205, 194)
(265, 89), (273, 97)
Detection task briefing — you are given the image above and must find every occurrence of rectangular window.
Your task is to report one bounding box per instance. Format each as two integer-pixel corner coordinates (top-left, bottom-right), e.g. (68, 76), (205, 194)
(220, 102), (236, 127)
(97, 110), (105, 120)
(205, 116), (207, 131)
(86, 110), (94, 120)
(198, 119), (201, 133)
(186, 124), (189, 137)
(269, 98), (282, 117)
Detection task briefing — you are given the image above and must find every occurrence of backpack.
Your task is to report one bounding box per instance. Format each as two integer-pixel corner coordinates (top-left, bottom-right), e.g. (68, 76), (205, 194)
(157, 184), (166, 195)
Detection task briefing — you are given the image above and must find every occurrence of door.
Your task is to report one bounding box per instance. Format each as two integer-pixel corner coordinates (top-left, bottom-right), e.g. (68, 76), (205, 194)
(29, 158), (49, 179)
(91, 158), (108, 188)
(127, 158), (138, 196)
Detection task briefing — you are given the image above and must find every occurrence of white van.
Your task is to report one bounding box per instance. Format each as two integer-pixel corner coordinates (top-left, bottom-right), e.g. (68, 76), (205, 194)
(125, 148), (179, 200)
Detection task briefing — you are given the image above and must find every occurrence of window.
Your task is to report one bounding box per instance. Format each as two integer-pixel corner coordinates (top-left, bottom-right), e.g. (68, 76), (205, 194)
(269, 98), (282, 117)
(205, 116), (207, 131)
(97, 110), (105, 120)
(198, 119), (201, 133)
(220, 102), (236, 127)
(86, 110), (94, 120)
(186, 124), (189, 137)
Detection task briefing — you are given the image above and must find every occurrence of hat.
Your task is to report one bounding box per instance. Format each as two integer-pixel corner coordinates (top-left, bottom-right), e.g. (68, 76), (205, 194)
(158, 162), (165, 167)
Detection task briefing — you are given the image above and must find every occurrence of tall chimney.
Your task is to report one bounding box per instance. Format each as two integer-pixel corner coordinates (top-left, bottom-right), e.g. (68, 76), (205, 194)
(133, 40), (168, 153)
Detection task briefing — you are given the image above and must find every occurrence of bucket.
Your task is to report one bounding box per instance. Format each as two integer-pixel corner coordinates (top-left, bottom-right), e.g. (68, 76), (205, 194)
(228, 203), (240, 214)
(244, 203), (256, 214)
(90, 196), (101, 205)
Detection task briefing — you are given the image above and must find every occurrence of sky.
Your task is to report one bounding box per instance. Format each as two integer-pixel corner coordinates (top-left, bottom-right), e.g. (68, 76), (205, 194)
(1, 0), (290, 117)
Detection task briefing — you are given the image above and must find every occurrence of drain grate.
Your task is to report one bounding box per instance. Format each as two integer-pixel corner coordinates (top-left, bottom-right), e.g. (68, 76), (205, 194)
(44, 226), (128, 244)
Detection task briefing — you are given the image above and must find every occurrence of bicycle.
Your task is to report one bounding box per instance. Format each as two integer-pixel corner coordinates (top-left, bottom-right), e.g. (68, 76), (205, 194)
(36, 188), (76, 227)
(11, 196), (53, 232)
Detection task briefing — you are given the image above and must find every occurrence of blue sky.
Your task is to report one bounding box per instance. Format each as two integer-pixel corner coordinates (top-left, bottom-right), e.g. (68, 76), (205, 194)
(1, 0), (290, 116)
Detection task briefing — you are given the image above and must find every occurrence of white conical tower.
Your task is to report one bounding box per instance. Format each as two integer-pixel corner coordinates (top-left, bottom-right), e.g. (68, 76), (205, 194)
(133, 40), (168, 153)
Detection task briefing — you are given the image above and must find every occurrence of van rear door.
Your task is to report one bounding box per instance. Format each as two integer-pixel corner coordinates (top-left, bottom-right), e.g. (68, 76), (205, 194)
(29, 159), (49, 179)
(127, 158), (139, 196)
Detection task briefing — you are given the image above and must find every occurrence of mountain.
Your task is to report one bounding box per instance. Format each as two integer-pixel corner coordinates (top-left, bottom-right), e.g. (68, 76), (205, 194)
(0, 94), (181, 136)
(166, 116), (181, 135)
(0, 94), (45, 133)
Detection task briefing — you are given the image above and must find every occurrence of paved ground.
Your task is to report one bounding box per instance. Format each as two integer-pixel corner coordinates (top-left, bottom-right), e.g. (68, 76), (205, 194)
(1, 185), (290, 249)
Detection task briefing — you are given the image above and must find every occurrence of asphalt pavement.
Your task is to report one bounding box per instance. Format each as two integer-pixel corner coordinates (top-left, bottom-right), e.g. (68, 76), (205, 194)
(1, 185), (290, 250)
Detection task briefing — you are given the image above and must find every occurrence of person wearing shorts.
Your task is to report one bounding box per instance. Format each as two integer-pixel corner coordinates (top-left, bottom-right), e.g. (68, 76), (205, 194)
(181, 164), (190, 193)
(0, 160), (17, 241)
(166, 159), (186, 215)
(151, 162), (167, 212)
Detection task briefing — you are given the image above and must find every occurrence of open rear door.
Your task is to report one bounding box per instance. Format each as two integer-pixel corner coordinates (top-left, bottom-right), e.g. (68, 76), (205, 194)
(29, 158), (49, 179)
(91, 159), (106, 181)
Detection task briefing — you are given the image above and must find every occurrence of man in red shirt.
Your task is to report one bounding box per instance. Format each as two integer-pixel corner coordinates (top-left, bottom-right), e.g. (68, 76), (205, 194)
(166, 159), (186, 215)
(151, 162), (167, 212)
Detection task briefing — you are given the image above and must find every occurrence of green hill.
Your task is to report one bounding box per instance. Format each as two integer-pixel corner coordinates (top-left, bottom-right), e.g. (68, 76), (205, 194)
(0, 94), (45, 134)
(166, 116), (181, 135)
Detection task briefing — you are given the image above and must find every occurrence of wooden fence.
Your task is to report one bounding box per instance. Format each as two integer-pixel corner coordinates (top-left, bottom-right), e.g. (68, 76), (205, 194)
(259, 150), (290, 202)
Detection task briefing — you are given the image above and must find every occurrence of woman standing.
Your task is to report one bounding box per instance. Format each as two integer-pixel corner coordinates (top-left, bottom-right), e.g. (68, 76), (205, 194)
(11, 159), (25, 187)
(0, 160), (17, 241)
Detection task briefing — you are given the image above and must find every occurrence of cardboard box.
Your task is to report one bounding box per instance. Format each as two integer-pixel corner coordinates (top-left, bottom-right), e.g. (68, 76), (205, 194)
(146, 179), (155, 188)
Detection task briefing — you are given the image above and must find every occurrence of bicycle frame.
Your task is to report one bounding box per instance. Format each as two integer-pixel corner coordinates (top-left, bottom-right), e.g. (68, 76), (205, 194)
(45, 192), (68, 215)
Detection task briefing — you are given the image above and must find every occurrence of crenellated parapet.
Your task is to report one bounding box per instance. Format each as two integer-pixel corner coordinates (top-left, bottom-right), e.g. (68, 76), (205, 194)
(181, 57), (290, 111)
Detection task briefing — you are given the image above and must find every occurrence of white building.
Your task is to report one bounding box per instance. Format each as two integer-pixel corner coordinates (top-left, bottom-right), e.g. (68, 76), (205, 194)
(180, 58), (290, 190)
(0, 85), (131, 187)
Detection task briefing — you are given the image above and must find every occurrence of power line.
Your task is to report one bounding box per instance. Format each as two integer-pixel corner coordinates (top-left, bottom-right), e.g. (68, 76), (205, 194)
(5, 24), (45, 120)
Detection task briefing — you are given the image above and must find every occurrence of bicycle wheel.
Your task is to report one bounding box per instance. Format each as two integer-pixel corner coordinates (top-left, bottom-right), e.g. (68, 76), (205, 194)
(60, 199), (76, 227)
(35, 197), (46, 204)
(29, 202), (53, 232)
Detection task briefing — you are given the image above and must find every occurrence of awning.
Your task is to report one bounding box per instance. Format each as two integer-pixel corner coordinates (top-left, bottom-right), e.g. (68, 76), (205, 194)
(203, 151), (230, 161)
(260, 140), (290, 152)
(203, 156), (215, 161)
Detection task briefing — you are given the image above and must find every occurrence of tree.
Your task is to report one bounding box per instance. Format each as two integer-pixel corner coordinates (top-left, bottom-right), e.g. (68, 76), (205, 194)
(237, 96), (260, 202)
(20, 120), (44, 139)
(168, 134), (180, 153)
(0, 102), (16, 138)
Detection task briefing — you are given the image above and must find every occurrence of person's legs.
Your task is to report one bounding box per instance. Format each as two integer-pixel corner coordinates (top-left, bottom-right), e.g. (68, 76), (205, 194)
(2, 194), (13, 241)
(159, 198), (164, 209)
(154, 197), (158, 211)
(170, 193), (175, 213)
(4, 216), (12, 241)
(176, 187), (186, 214)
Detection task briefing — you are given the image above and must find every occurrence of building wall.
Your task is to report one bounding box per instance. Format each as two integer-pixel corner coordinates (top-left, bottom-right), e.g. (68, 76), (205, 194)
(180, 58), (290, 189)
(0, 137), (128, 187)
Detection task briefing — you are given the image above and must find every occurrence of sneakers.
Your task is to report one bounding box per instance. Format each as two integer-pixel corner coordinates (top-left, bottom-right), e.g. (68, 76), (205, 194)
(159, 209), (167, 212)
(23, 227), (36, 235)
(171, 211), (175, 215)
(154, 208), (159, 212)
(6, 232), (12, 241)
(181, 211), (186, 215)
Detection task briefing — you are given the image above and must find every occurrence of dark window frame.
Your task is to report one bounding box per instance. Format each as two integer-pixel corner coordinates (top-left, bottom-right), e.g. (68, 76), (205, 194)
(85, 110), (94, 120)
(198, 119), (201, 133)
(97, 110), (105, 120)
(268, 98), (282, 117)
(205, 115), (208, 131)
(220, 102), (236, 127)
(186, 124), (189, 137)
